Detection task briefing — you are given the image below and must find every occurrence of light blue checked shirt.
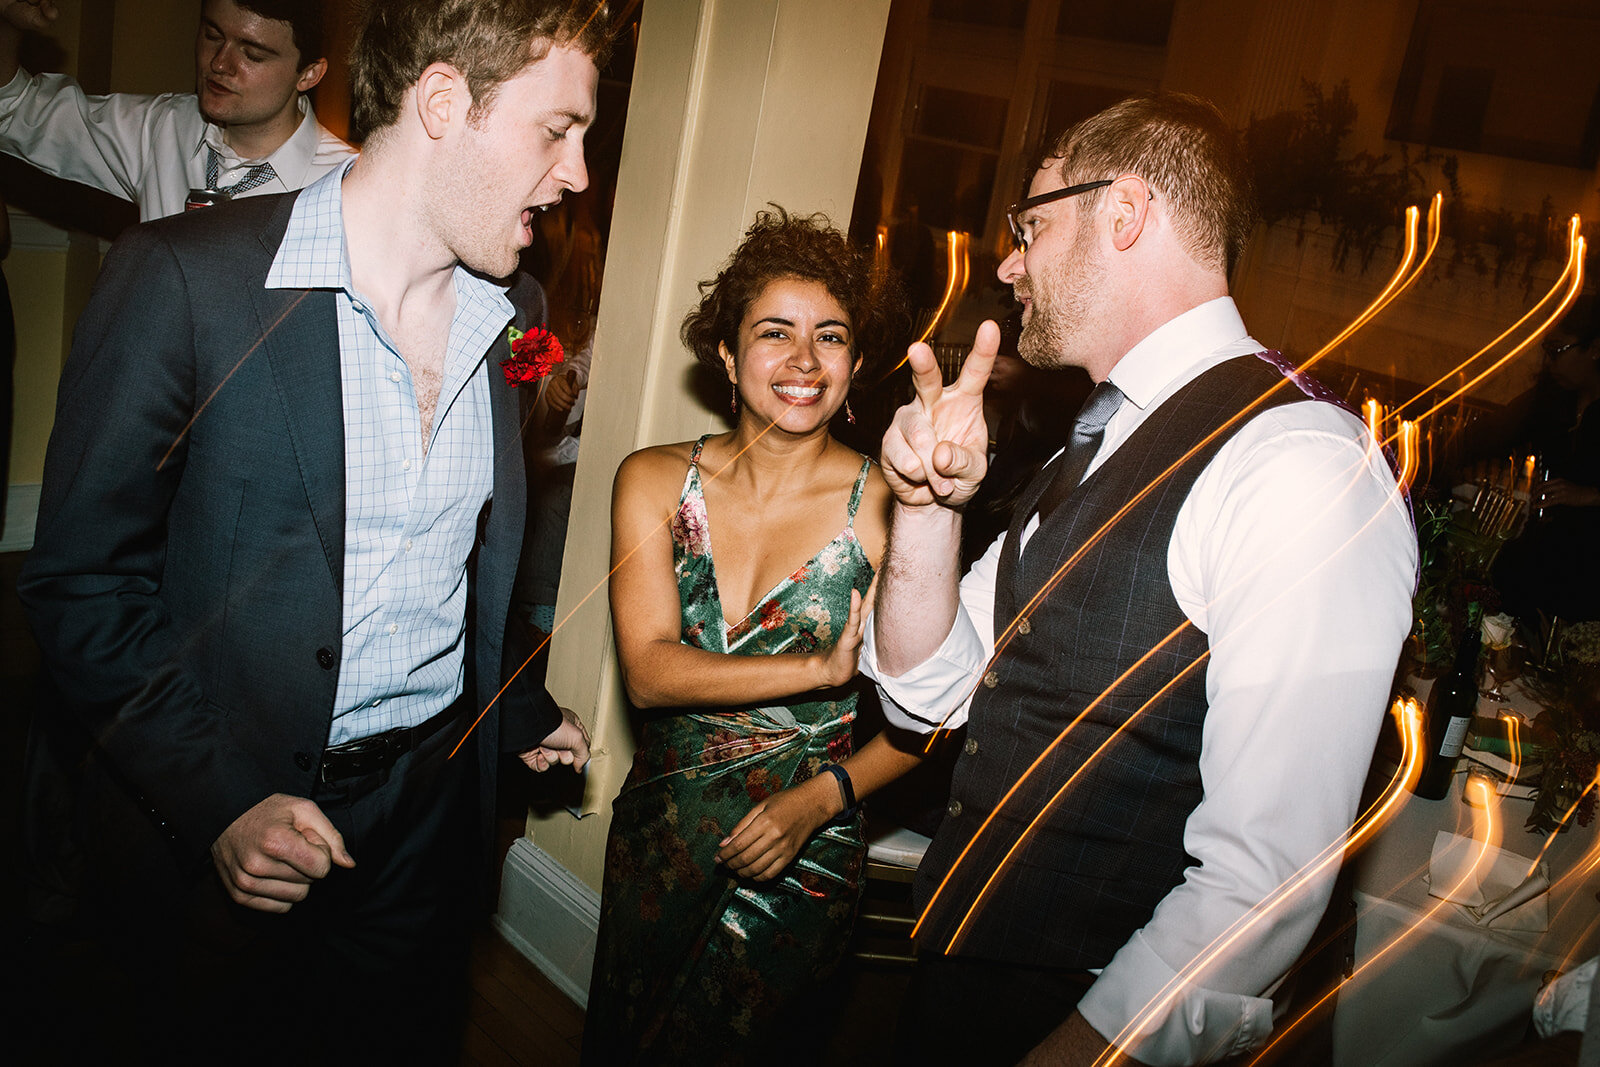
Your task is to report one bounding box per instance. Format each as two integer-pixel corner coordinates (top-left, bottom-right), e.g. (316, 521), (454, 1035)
(266, 161), (508, 744)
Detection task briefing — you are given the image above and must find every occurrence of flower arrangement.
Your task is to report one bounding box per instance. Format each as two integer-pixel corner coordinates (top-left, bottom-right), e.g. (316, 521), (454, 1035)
(500, 325), (565, 388)
(1406, 494), (1502, 675)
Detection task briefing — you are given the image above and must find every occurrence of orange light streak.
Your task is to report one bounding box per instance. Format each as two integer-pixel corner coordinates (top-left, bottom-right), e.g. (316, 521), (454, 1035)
(943, 650), (1211, 952)
(1395, 419), (1420, 492)
(1297, 196), (1437, 376)
(1395, 218), (1585, 431)
(915, 230), (971, 346)
(910, 620), (1201, 938)
(1546, 765), (1600, 885)
(1363, 398), (1382, 445)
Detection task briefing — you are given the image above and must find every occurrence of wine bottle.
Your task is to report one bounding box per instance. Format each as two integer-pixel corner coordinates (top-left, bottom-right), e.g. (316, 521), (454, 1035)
(1413, 611), (1483, 800)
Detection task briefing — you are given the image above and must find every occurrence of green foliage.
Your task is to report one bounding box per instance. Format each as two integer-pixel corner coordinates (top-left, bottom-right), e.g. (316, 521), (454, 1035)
(1245, 81), (1573, 291)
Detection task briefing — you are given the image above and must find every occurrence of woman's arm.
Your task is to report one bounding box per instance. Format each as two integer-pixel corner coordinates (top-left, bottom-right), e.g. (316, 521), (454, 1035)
(713, 725), (926, 881)
(713, 468), (926, 881)
(608, 448), (863, 708)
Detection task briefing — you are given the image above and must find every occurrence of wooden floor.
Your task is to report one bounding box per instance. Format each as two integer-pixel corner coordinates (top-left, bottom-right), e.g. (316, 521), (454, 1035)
(459, 925), (586, 1066)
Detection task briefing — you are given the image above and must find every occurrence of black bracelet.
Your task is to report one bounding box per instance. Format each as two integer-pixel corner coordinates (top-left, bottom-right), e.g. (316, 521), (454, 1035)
(821, 763), (858, 826)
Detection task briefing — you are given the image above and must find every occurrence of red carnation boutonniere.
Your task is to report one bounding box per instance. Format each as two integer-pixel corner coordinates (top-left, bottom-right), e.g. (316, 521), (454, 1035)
(500, 325), (565, 388)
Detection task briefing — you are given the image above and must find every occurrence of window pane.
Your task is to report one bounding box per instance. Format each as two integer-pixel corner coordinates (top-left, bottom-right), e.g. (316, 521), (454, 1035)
(1055, 0), (1175, 46)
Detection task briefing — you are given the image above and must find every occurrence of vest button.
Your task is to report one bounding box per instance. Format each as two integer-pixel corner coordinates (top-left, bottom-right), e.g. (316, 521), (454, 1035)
(1017, 617), (1031, 635)
(964, 737), (979, 756)
(982, 671), (999, 689)
(947, 799), (963, 817)
(316, 647), (335, 670)
(294, 751), (313, 771)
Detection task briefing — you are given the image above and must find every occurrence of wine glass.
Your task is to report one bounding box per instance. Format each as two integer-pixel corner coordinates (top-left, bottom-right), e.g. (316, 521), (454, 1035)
(1478, 642), (1521, 702)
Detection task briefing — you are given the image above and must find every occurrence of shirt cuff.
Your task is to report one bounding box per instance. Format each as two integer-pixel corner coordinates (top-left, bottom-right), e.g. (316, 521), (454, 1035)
(860, 605), (987, 733)
(1077, 931), (1276, 1065)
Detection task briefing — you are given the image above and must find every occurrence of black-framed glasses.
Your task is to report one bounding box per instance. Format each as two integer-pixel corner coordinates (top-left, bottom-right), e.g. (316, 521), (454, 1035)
(1543, 337), (1578, 359)
(1005, 179), (1113, 251)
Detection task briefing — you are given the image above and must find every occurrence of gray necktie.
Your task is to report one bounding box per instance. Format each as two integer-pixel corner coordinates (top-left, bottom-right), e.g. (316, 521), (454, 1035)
(205, 147), (277, 196)
(1033, 380), (1125, 520)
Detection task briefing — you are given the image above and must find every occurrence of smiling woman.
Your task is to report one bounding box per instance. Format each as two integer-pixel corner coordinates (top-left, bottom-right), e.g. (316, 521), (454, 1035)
(583, 208), (919, 1064)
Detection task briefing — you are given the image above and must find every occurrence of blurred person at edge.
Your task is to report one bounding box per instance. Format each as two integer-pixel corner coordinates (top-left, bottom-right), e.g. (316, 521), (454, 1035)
(0, 0), (353, 221)
(17, 1), (611, 1061)
(1495, 296), (1600, 624)
(864, 93), (1416, 1066)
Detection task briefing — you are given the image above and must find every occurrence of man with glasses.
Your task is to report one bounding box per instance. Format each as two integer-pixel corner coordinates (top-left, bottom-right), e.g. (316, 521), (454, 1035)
(866, 93), (1417, 1064)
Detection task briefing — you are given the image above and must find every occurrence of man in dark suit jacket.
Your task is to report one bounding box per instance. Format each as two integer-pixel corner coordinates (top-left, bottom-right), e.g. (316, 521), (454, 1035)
(17, 1), (612, 1060)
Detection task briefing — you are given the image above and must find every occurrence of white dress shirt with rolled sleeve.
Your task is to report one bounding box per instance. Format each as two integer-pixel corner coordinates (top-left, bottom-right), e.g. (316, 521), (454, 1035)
(0, 67), (354, 221)
(861, 297), (1418, 1064)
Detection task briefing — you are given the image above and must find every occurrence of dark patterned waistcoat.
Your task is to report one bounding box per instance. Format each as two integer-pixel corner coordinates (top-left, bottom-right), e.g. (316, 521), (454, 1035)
(913, 354), (1313, 969)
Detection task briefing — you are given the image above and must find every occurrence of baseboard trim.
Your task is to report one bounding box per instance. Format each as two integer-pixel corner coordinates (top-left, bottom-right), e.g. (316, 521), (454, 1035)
(2, 482), (39, 553)
(494, 837), (600, 1010)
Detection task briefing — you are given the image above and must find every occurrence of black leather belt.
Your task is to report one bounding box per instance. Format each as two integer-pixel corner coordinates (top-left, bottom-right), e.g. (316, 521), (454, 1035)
(318, 706), (461, 784)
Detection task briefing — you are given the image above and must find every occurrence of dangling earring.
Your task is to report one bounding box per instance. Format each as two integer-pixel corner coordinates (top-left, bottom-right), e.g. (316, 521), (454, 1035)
(845, 400), (856, 426)
(730, 386), (739, 415)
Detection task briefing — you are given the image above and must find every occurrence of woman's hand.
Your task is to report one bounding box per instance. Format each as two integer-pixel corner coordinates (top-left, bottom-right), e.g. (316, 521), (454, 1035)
(715, 776), (838, 881)
(811, 582), (875, 689)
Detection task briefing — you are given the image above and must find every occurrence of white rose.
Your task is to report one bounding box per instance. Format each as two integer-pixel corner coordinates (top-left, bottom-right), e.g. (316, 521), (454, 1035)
(1481, 612), (1516, 650)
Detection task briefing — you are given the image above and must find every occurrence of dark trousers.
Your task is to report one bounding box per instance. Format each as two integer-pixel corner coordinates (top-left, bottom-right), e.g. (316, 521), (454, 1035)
(895, 954), (1096, 1066)
(13, 714), (481, 1066)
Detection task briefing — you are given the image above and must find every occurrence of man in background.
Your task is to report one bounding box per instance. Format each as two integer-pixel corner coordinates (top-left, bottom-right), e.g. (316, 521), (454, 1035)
(0, 0), (353, 221)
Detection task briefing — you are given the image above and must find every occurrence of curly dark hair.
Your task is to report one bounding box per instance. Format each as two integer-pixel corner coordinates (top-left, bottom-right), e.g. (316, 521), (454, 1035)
(681, 206), (907, 383)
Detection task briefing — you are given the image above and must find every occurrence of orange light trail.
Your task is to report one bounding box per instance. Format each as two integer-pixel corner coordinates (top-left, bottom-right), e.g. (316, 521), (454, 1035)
(916, 230), (971, 346)
(1394, 217), (1585, 432)
(1297, 196), (1437, 376)
(1395, 419), (1420, 492)
(909, 621), (1201, 938)
(1548, 766), (1600, 883)
(1363, 398), (1382, 446)
(943, 650), (1211, 952)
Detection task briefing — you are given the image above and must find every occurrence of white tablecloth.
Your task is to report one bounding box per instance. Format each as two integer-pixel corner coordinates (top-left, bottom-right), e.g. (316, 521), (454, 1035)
(1333, 684), (1600, 1065)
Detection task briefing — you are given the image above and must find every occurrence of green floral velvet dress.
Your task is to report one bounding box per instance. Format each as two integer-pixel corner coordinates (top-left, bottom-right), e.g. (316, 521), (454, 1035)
(584, 436), (873, 1066)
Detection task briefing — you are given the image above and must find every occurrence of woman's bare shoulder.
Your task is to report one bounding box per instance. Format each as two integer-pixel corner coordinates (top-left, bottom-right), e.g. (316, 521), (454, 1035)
(613, 439), (709, 508)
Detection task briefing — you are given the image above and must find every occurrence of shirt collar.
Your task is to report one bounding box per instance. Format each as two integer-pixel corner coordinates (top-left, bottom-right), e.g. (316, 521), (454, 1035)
(195, 95), (320, 178)
(1107, 297), (1252, 411)
(265, 158), (355, 292)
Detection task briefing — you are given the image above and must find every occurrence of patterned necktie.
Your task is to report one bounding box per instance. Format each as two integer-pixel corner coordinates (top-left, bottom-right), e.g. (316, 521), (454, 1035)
(205, 147), (277, 196)
(1033, 380), (1125, 520)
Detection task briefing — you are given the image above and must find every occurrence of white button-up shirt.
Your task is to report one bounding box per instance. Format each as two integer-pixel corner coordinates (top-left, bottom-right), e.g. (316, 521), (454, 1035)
(0, 68), (355, 220)
(863, 298), (1418, 1064)
(266, 162), (505, 745)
